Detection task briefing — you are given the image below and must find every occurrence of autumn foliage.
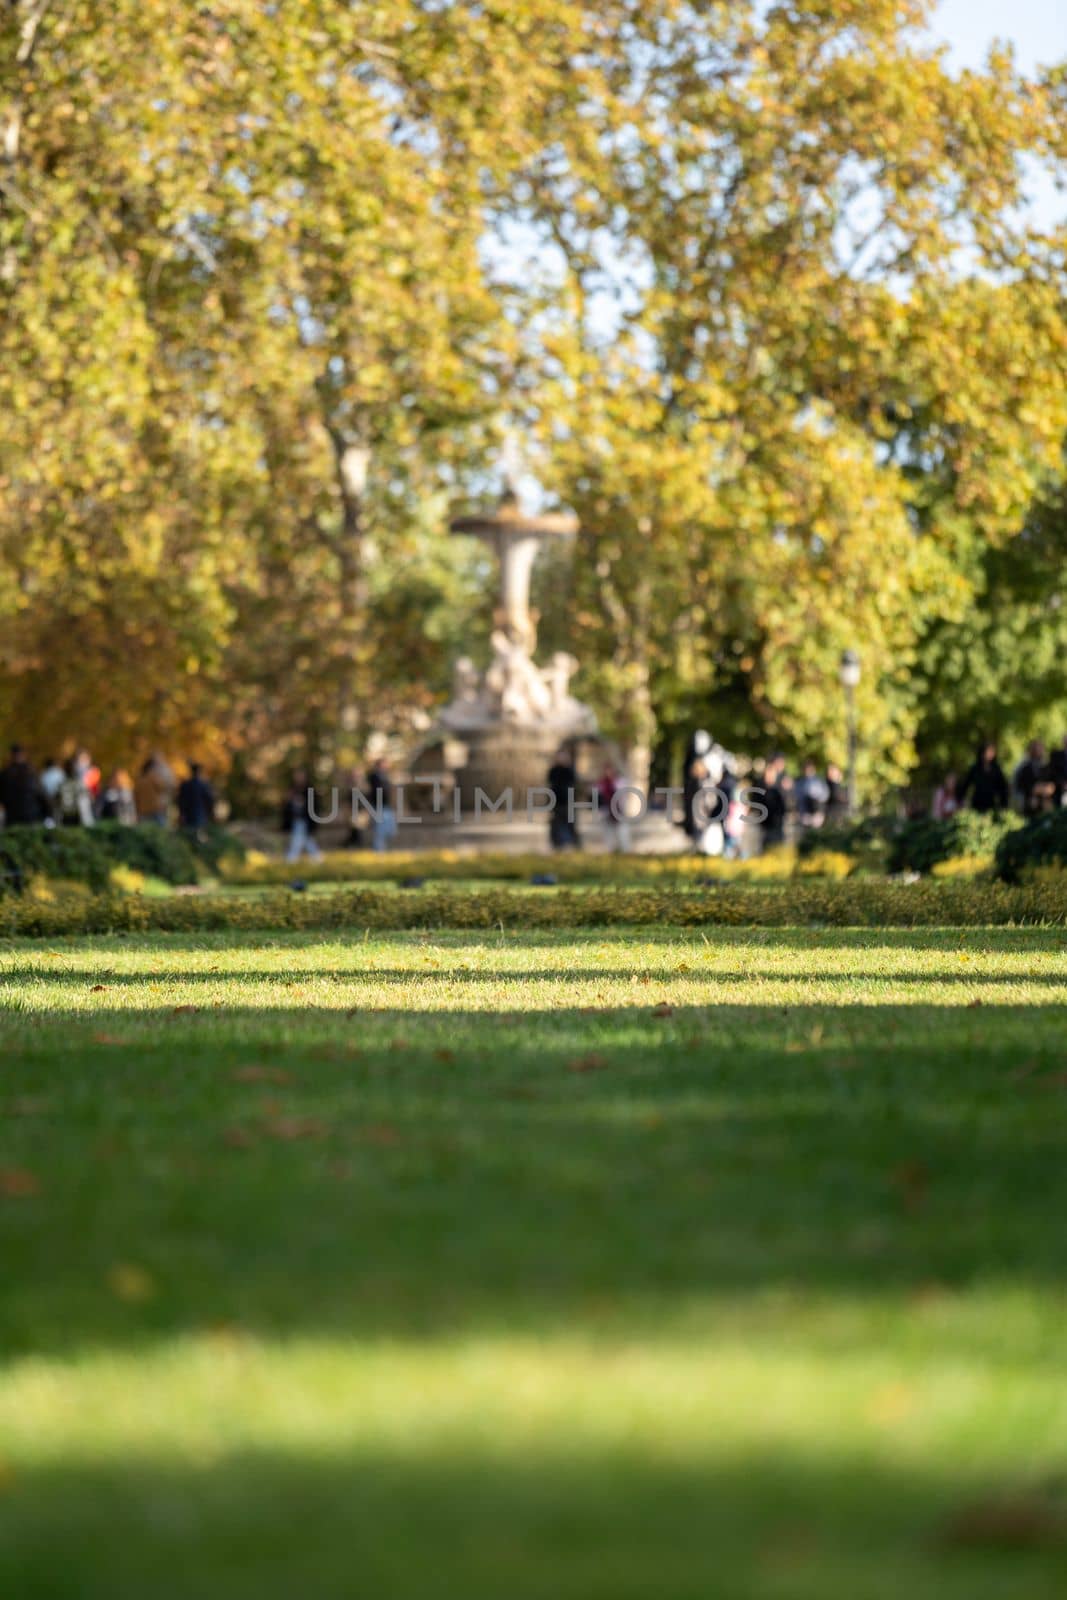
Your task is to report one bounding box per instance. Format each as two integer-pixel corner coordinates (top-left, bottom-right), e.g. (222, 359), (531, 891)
(2, 2), (1066, 785)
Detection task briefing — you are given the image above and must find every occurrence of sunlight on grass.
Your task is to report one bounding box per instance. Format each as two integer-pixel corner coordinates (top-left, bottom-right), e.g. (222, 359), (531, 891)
(2, 927), (1067, 1596)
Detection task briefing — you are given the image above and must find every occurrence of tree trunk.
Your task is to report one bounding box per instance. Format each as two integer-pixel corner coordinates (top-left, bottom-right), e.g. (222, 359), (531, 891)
(325, 425), (372, 748)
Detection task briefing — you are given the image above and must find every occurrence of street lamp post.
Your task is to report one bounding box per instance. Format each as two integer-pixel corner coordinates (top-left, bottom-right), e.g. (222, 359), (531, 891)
(839, 650), (861, 816)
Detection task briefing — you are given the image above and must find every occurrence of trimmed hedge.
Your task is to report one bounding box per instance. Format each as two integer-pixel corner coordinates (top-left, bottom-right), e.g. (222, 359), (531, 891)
(887, 811), (1020, 876)
(2, 878), (1066, 937)
(996, 810), (1067, 883)
(0, 823), (244, 894)
(794, 815), (894, 870)
(0, 827), (113, 893)
(222, 848), (754, 887)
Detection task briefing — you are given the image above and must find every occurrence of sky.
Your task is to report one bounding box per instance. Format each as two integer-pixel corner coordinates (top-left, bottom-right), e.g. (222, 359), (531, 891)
(933, 0), (1066, 228)
(933, 0), (1066, 71)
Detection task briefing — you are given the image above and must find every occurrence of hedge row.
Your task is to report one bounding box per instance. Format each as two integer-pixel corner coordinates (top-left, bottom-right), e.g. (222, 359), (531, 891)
(796, 811), (1025, 876)
(222, 847), (776, 886)
(0, 823), (244, 893)
(2, 879), (1066, 937)
(888, 811), (1020, 875)
(996, 810), (1067, 882)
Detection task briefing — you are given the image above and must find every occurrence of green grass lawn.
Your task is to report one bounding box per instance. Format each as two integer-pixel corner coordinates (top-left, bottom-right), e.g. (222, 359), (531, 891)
(1, 925), (1067, 1598)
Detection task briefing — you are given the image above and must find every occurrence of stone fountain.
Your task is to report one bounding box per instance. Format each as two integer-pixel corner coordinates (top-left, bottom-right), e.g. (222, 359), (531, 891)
(421, 488), (597, 810)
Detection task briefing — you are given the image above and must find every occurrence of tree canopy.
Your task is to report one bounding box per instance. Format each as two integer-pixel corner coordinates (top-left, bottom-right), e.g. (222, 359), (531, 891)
(2, 0), (1065, 790)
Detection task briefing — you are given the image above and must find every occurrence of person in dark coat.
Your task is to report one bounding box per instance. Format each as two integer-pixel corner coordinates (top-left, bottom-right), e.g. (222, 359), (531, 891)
(0, 744), (45, 826)
(682, 729), (712, 847)
(366, 756), (397, 852)
(958, 742), (1009, 814)
(1050, 735), (1067, 809)
(825, 763), (847, 825)
(176, 762), (215, 834)
(547, 746), (580, 850)
(283, 768), (323, 862)
(1014, 740), (1056, 818)
(758, 753), (788, 850)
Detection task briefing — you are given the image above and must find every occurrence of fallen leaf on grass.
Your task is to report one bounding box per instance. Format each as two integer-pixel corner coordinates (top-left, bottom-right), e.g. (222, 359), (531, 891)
(890, 1159), (929, 1214)
(263, 1117), (325, 1141)
(107, 1263), (156, 1303)
(6, 1097), (47, 1117)
(0, 1168), (39, 1197)
(308, 1043), (361, 1063)
(203, 1320), (246, 1344)
(568, 1052), (610, 1073)
(911, 1281), (950, 1307)
(232, 1065), (292, 1085)
(358, 1122), (401, 1146)
(867, 1382), (915, 1426)
(938, 1492), (1067, 1550)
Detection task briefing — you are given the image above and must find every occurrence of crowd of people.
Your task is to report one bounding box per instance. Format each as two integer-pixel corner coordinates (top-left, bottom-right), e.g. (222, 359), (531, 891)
(932, 738), (1067, 821)
(544, 727), (1067, 858)
(281, 758), (398, 860)
(0, 745), (216, 835)
(5, 728), (1066, 860)
(543, 733), (840, 857)
(678, 734), (849, 858)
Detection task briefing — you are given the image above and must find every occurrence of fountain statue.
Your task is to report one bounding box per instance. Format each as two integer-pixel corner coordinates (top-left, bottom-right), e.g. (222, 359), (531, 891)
(423, 486), (597, 808)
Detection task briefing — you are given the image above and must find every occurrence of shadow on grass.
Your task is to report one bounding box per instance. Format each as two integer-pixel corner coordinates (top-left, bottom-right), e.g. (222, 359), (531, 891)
(3, 966), (1067, 988)
(2, 985), (1067, 1358)
(3, 932), (1067, 1598)
(1, 1440), (1065, 1600)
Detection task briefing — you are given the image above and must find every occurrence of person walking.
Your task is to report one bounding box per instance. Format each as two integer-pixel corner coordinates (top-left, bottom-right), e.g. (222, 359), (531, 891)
(795, 758), (829, 830)
(596, 761), (632, 852)
(758, 753), (788, 851)
(39, 755), (65, 823)
(345, 766), (367, 849)
(547, 746), (580, 850)
(1013, 740), (1055, 818)
(176, 762), (215, 836)
(367, 756), (397, 853)
(682, 730), (712, 848)
(283, 769), (323, 862)
(1050, 735), (1067, 809)
(825, 763), (847, 825)
(722, 767), (746, 859)
(932, 771), (961, 820)
(0, 744), (45, 826)
(97, 768), (136, 824)
(134, 755), (174, 825)
(958, 742), (1009, 814)
(75, 748), (100, 806)
(57, 757), (94, 826)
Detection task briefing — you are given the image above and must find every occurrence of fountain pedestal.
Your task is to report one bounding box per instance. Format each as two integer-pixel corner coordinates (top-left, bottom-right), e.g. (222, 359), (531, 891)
(424, 491), (597, 808)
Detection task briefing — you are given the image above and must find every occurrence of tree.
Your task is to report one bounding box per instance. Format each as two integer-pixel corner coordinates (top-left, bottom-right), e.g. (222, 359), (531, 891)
(517, 0), (1067, 784)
